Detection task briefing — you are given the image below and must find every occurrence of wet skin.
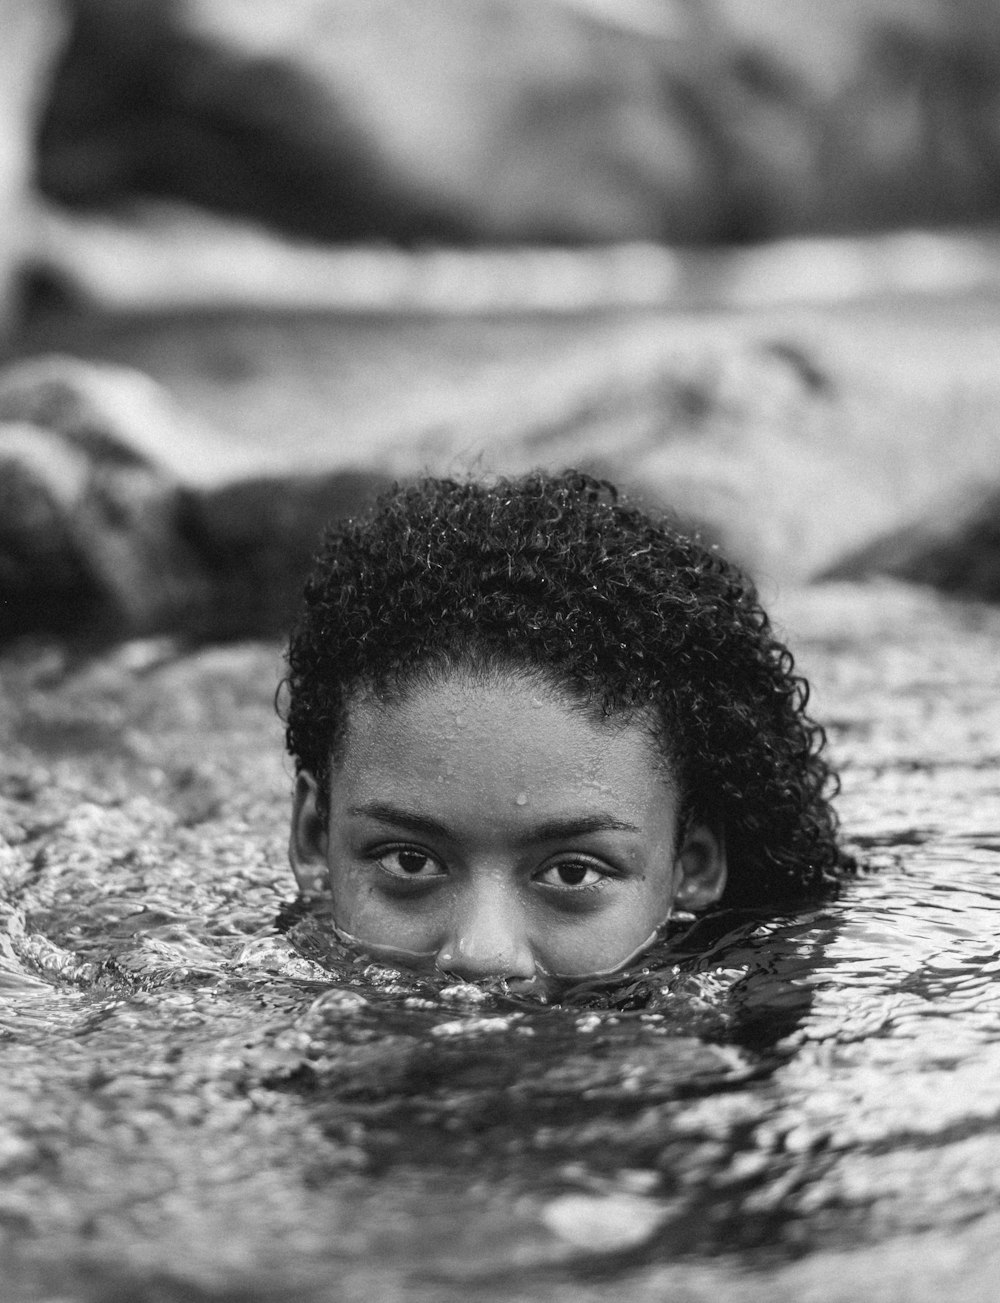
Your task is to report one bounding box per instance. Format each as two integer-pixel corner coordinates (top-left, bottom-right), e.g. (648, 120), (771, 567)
(290, 669), (726, 984)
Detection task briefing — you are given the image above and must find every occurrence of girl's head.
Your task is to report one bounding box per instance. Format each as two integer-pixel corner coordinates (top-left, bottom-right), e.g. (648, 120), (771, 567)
(284, 471), (844, 984)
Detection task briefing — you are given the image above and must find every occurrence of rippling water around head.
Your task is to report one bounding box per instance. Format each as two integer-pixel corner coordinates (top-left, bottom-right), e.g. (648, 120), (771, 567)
(1, 583), (998, 1303)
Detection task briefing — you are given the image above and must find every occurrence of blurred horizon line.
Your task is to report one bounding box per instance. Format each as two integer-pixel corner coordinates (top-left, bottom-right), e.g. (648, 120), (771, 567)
(27, 201), (1000, 320)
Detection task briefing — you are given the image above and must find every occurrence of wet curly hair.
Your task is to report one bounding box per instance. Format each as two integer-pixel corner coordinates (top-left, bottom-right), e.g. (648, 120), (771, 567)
(284, 470), (849, 907)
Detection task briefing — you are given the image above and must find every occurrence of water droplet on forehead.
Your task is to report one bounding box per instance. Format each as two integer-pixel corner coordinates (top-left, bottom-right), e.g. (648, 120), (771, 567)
(515, 792), (529, 806)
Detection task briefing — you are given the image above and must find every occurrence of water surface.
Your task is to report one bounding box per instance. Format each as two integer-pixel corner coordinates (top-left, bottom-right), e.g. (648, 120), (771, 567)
(1, 582), (998, 1302)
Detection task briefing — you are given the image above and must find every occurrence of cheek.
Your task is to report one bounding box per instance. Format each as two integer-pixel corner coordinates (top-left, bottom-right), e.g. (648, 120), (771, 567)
(528, 878), (674, 976)
(327, 858), (448, 950)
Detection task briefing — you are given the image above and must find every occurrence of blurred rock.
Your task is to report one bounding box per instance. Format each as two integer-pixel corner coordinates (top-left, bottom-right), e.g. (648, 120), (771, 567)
(0, 340), (841, 636)
(0, 357), (206, 640)
(0, 420), (204, 641)
(183, 469), (391, 641)
(34, 0), (1000, 247)
(0, 352), (213, 470)
(35, 0), (723, 244)
(16, 292), (1000, 591)
(5, 295), (1000, 646)
(0, 421), (104, 638)
(819, 482), (1000, 601)
(0, 356), (389, 645)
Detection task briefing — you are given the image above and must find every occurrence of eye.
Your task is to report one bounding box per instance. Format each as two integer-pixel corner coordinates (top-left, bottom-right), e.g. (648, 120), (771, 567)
(374, 846), (446, 880)
(535, 860), (608, 890)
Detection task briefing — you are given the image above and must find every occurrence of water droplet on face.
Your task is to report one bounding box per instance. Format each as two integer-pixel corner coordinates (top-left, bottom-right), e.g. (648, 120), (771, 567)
(437, 774), (445, 784)
(454, 713), (465, 727)
(530, 697), (545, 709)
(515, 792), (529, 806)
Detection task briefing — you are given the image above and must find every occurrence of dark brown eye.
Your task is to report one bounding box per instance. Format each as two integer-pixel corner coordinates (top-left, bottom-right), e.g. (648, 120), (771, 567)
(536, 862), (606, 889)
(557, 864), (587, 886)
(375, 848), (445, 879)
(399, 850), (430, 874)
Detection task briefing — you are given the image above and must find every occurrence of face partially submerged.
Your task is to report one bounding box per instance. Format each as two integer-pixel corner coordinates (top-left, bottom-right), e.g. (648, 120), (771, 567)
(290, 669), (726, 985)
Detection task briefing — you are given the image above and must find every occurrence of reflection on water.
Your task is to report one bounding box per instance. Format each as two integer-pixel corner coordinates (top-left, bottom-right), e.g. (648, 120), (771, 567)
(1, 583), (998, 1302)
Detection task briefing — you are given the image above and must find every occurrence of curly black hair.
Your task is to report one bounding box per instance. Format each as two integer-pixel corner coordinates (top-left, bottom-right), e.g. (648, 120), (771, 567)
(283, 470), (849, 907)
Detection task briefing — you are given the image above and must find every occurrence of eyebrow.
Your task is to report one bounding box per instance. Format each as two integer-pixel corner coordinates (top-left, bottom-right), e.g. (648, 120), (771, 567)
(347, 801), (641, 843)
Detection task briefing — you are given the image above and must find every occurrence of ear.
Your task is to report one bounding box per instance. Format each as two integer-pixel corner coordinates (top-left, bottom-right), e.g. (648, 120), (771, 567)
(289, 771), (330, 896)
(672, 822), (727, 911)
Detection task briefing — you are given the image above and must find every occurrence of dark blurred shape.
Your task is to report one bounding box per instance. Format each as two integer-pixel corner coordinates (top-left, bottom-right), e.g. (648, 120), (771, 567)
(33, 0), (1000, 246)
(818, 483), (1000, 601)
(0, 356), (389, 645)
(181, 469), (391, 641)
(35, 0), (472, 244)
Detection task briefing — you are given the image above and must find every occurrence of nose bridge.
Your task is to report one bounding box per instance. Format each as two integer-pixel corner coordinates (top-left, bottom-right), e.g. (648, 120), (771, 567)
(437, 867), (535, 979)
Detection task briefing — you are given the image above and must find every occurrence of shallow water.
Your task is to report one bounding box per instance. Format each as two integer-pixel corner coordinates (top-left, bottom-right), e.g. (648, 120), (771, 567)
(1, 582), (998, 1303)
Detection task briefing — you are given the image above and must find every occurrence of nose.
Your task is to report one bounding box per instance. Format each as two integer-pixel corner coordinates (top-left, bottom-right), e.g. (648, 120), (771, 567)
(435, 879), (535, 981)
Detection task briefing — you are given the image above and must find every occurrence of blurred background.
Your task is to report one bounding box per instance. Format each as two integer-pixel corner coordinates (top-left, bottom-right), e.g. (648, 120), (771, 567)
(2, 0), (1000, 644)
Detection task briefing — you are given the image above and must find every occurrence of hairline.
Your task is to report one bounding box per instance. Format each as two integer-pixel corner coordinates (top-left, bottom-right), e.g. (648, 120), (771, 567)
(313, 653), (682, 814)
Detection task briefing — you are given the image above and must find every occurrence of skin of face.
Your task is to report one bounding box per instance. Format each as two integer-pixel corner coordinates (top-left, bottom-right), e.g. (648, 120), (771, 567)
(289, 668), (727, 984)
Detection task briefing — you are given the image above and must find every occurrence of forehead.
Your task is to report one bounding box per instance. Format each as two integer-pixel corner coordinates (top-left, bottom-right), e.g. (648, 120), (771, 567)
(334, 668), (673, 806)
